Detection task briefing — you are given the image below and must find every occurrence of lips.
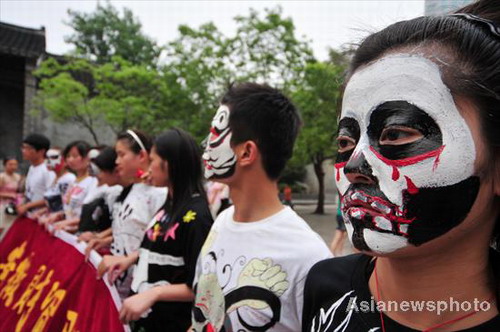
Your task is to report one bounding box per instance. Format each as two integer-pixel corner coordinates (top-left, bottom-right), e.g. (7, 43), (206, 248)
(342, 189), (414, 236)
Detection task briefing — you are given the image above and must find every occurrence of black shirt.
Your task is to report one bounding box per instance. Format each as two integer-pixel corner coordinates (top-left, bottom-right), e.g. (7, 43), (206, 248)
(302, 254), (500, 332)
(132, 195), (213, 332)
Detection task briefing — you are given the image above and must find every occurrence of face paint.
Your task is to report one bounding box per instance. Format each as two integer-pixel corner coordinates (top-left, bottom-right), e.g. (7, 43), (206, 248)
(46, 149), (62, 172)
(336, 54), (480, 254)
(203, 105), (237, 179)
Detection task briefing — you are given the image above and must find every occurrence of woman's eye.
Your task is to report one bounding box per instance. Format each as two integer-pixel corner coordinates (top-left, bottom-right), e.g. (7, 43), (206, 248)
(379, 126), (423, 145)
(337, 136), (356, 153)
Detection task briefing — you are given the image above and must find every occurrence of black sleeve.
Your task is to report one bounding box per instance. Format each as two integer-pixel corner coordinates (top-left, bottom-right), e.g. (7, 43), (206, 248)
(180, 199), (214, 288)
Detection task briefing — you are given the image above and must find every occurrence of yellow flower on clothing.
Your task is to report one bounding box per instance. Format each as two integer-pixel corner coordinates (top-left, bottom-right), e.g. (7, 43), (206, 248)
(183, 210), (197, 223)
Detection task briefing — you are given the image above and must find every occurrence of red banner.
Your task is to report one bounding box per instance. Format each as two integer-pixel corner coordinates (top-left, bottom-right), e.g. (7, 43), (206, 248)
(0, 217), (128, 332)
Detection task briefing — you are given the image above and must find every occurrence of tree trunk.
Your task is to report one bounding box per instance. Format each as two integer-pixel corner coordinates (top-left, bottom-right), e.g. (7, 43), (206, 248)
(313, 159), (325, 214)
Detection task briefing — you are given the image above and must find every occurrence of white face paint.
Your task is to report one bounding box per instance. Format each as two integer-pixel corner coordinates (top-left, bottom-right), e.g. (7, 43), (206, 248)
(45, 149), (62, 171)
(203, 105), (237, 179)
(336, 54), (477, 254)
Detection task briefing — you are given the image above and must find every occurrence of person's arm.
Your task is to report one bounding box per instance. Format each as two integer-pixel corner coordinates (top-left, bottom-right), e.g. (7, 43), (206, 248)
(97, 227), (113, 238)
(84, 235), (113, 261)
(119, 284), (194, 323)
(53, 217), (80, 232)
(16, 199), (47, 215)
(96, 252), (139, 282)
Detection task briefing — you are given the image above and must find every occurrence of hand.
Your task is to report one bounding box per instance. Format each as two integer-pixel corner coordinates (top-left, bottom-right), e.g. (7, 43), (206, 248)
(16, 204), (27, 216)
(78, 231), (96, 243)
(119, 290), (157, 323)
(84, 237), (111, 261)
(96, 255), (132, 284)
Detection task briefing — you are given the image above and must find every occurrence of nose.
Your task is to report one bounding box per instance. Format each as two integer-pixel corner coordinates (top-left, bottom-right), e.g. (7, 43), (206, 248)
(344, 151), (376, 185)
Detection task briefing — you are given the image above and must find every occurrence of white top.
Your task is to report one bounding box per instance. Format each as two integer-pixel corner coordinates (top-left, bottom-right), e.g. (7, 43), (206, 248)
(44, 172), (76, 198)
(62, 176), (98, 219)
(25, 163), (56, 202)
(110, 183), (167, 256)
(83, 184), (123, 212)
(192, 206), (332, 331)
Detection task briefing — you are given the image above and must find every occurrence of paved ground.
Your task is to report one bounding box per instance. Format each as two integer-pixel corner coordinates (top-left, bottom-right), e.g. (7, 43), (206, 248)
(294, 200), (354, 256)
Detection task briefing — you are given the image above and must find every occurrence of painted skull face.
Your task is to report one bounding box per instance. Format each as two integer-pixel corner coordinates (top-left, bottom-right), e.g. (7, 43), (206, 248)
(45, 149), (62, 171)
(335, 54), (480, 254)
(203, 104), (237, 179)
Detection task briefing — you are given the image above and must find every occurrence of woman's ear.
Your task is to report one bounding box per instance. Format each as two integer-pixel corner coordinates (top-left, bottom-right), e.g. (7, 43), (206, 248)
(139, 149), (150, 164)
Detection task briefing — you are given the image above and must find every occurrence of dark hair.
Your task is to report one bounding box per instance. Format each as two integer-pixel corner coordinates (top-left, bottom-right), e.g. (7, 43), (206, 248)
(348, 0), (500, 303)
(23, 133), (50, 152)
(3, 157), (17, 166)
(154, 128), (207, 221)
(116, 129), (152, 154)
(63, 140), (91, 159)
(92, 146), (117, 172)
(221, 82), (301, 180)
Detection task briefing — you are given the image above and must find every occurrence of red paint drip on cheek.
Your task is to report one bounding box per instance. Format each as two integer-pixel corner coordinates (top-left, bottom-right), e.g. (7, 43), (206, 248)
(334, 162), (347, 181)
(404, 176), (419, 194)
(432, 146), (445, 171)
(392, 166), (400, 181)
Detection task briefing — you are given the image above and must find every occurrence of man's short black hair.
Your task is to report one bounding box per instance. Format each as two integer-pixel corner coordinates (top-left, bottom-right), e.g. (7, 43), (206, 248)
(23, 133), (50, 152)
(222, 82), (301, 180)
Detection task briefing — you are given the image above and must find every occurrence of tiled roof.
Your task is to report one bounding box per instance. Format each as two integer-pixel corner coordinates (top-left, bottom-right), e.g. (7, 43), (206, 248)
(0, 21), (46, 58)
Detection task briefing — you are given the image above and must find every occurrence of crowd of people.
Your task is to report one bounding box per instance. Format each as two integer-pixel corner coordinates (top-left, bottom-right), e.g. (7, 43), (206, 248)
(1, 0), (499, 331)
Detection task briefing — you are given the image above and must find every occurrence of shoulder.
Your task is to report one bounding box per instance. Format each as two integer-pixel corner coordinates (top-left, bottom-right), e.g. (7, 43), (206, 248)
(306, 254), (366, 289)
(179, 195), (213, 225)
(61, 172), (76, 182)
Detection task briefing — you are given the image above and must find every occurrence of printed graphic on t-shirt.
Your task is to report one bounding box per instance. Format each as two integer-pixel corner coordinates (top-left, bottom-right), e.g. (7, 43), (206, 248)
(192, 230), (290, 332)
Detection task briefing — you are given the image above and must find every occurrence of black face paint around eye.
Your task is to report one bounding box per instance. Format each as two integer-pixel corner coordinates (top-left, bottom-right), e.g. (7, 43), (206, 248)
(368, 101), (443, 160)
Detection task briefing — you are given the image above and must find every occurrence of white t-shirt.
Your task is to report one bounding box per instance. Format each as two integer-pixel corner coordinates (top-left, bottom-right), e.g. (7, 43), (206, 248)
(110, 183), (167, 256)
(110, 183), (167, 299)
(44, 172), (77, 198)
(25, 163), (56, 202)
(83, 184), (123, 212)
(191, 206), (332, 332)
(62, 176), (98, 219)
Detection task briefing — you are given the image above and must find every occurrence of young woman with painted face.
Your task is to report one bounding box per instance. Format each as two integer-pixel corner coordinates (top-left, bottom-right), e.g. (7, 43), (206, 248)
(97, 128), (213, 331)
(98, 130), (167, 299)
(302, 1), (500, 331)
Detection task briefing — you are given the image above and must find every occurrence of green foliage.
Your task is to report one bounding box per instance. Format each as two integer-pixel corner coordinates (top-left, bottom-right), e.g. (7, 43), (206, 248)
(292, 57), (347, 166)
(65, 2), (161, 66)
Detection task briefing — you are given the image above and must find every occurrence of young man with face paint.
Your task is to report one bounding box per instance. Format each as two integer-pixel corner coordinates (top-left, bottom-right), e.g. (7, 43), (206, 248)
(191, 83), (332, 331)
(302, 1), (500, 331)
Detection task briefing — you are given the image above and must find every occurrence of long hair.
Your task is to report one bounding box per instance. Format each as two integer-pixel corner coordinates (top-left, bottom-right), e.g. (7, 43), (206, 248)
(154, 128), (207, 221)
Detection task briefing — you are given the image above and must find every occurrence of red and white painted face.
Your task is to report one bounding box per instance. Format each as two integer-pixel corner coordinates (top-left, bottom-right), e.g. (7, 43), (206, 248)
(203, 104), (237, 180)
(45, 149), (62, 172)
(335, 54), (478, 254)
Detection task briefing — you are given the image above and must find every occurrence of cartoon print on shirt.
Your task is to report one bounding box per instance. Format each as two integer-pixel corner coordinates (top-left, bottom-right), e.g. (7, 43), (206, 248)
(192, 231), (289, 332)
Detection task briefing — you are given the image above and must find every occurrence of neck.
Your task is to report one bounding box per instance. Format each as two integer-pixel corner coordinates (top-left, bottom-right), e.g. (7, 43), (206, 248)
(369, 227), (497, 330)
(31, 158), (44, 166)
(5, 170), (14, 176)
(230, 174), (283, 222)
(76, 170), (88, 179)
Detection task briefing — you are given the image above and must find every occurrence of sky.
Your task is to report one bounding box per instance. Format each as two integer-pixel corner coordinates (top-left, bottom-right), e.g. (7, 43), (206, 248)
(0, 0), (424, 61)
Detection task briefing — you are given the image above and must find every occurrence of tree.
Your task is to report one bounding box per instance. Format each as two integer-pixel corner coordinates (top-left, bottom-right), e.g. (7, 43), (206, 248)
(33, 57), (176, 143)
(291, 55), (347, 214)
(65, 2), (162, 66)
(162, 6), (314, 142)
